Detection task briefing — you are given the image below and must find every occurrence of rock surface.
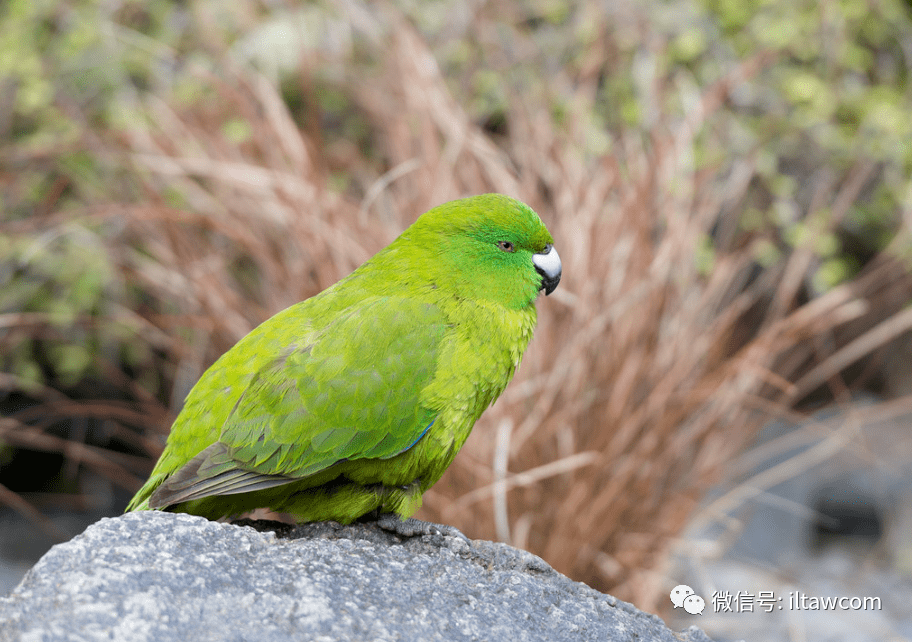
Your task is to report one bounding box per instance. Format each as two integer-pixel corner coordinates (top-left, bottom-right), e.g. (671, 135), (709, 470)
(0, 511), (718, 642)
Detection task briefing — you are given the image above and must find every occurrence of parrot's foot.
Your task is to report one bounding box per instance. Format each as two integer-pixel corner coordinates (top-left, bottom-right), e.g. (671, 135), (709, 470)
(376, 513), (471, 544)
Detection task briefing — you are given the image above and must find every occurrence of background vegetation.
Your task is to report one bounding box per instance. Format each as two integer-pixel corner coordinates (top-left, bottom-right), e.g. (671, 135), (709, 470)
(2, 0), (912, 611)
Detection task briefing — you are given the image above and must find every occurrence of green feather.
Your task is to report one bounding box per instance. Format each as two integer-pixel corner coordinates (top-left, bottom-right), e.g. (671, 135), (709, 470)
(126, 194), (560, 523)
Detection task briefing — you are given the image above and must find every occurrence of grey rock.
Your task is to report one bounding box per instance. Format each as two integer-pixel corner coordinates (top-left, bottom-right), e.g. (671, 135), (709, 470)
(0, 511), (717, 642)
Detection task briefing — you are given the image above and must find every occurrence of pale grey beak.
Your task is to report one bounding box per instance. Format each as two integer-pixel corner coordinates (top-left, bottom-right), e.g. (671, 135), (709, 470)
(532, 244), (561, 295)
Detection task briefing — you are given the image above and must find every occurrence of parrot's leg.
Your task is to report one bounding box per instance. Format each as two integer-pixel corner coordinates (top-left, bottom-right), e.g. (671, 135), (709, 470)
(372, 481), (471, 543)
(376, 513), (471, 543)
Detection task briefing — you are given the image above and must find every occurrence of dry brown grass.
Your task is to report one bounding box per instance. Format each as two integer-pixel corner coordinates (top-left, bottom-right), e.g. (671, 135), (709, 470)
(7, 1), (912, 611)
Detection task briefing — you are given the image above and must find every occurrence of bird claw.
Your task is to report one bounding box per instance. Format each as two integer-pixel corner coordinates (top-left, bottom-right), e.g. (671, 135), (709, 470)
(376, 513), (471, 544)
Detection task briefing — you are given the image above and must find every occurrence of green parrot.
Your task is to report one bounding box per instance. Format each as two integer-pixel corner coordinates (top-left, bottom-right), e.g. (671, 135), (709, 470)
(126, 194), (561, 535)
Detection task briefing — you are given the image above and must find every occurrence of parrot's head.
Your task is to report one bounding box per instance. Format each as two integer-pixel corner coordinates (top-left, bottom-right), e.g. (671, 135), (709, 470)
(398, 194), (561, 310)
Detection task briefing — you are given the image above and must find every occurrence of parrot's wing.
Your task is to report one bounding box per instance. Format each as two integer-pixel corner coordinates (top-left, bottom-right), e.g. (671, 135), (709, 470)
(148, 297), (448, 508)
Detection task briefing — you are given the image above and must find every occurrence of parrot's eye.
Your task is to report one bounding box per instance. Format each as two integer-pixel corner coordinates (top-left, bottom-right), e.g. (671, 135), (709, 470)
(498, 241), (515, 252)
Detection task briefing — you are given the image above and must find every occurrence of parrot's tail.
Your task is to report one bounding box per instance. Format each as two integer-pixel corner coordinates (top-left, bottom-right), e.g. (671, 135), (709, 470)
(124, 496), (151, 512)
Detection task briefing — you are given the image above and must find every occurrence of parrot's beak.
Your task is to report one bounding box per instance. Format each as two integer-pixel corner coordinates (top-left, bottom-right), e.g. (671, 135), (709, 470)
(533, 244), (561, 295)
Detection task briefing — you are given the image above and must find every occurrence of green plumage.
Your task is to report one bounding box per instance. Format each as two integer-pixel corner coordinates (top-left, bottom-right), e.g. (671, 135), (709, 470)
(127, 194), (561, 523)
